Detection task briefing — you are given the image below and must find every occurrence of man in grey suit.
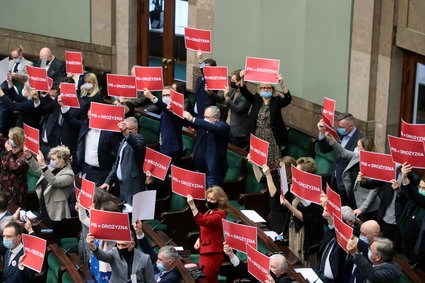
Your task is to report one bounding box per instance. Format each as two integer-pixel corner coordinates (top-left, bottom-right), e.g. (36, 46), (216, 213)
(87, 232), (155, 283)
(100, 117), (146, 204)
(347, 237), (401, 283)
(8, 47), (33, 81)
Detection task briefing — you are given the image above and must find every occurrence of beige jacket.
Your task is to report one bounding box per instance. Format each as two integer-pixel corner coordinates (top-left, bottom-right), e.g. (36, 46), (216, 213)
(27, 157), (73, 221)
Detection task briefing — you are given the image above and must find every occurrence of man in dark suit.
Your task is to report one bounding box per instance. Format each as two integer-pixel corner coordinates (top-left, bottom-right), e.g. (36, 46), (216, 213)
(183, 106), (230, 187)
(1, 222), (34, 283)
(193, 52), (224, 119)
(100, 117), (146, 204)
(35, 47), (66, 85)
(317, 113), (363, 204)
(58, 96), (121, 185)
(347, 237), (401, 283)
(223, 243), (291, 283)
(133, 220), (181, 282)
(143, 88), (184, 163)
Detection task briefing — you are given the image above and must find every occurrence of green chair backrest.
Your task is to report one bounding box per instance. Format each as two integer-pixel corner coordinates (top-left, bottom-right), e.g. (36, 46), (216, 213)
(139, 116), (160, 145)
(244, 163), (264, 193)
(47, 253), (61, 283)
(314, 143), (334, 175)
(286, 129), (312, 159)
(27, 167), (41, 192)
(170, 193), (187, 211)
(224, 150), (245, 181)
(61, 271), (74, 283)
(182, 134), (194, 156)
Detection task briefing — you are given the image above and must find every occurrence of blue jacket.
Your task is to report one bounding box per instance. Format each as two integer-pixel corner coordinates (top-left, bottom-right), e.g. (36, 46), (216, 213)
(194, 76), (224, 118)
(155, 99), (183, 155)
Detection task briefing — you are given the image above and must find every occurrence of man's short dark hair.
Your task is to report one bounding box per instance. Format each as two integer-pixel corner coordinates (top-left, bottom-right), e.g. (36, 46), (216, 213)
(335, 112), (355, 123)
(0, 192), (8, 212)
(5, 222), (23, 236)
(203, 58), (217, 67)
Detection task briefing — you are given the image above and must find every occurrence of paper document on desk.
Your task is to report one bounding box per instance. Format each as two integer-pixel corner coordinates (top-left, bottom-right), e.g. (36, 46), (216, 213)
(241, 210), (266, 222)
(295, 268), (323, 283)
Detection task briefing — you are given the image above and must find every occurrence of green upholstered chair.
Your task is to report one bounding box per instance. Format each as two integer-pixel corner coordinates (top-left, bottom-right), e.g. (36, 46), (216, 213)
(313, 142), (334, 175)
(286, 128), (314, 160)
(139, 115), (159, 146)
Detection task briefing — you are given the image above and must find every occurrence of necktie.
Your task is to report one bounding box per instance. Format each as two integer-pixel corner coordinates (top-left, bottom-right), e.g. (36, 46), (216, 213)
(13, 62), (19, 73)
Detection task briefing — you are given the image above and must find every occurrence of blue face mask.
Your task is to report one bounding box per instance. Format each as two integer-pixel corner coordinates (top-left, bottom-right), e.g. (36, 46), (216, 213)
(162, 96), (171, 105)
(3, 239), (14, 249)
(260, 91), (272, 98)
(368, 249), (373, 262)
(49, 160), (60, 169)
(8, 139), (17, 148)
(359, 235), (369, 245)
(337, 127), (347, 136)
(14, 58), (21, 64)
(156, 262), (167, 272)
(418, 189), (425, 197)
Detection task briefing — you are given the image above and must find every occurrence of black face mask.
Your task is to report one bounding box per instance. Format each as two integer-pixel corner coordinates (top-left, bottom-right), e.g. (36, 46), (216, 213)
(230, 82), (238, 89)
(118, 247), (133, 257)
(206, 201), (219, 210)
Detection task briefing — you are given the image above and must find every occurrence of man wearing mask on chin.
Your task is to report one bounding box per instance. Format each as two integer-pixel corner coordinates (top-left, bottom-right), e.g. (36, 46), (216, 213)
(143, 87), (184, 164)
(183, 106), (230, 187)
(35, 47), (66, 85)
(86, 232), (155, 283)
(347, 237), (401, 283)
(317, 113), (363, 205)
(1, 222), (35, 282)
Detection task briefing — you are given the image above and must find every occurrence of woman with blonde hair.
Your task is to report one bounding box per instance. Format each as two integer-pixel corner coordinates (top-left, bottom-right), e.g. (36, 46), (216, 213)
(186, 186), (228, 283)
(0, 127), (28, 207)
(78, 72), (103, 120)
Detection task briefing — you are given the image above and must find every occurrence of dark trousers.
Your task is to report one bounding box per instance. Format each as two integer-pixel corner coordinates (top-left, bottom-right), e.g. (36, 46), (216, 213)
(81, 163), (109, 186)
(381, 221), (401, 251)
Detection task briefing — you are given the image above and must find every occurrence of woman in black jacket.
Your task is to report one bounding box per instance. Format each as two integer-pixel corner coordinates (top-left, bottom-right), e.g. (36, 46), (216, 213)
(239, 70), (292, 165)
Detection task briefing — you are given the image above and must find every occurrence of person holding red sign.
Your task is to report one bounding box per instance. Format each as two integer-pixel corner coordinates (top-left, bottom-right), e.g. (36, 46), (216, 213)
(317, 113), (364, 205)
(100, 117), (146, 205)
(186, 186), (228, 283)
(240, 70), (292, 165)
(223, 243), (292, 283)
(279, 157), (323, 269)
(0, 127), (29, 207)
(1, 222), (35, 282)
(347, 237), (401, 282)
(326, 133), (380, 221)
(129, 66), (159, 115)
(77, 73), (104, 120)
(193, 51), (224, 119)
(221, 69), (251, 149)
(143, 88), (184, 163)
(24, 145), (74, 239)
(34, 47), (66, 85)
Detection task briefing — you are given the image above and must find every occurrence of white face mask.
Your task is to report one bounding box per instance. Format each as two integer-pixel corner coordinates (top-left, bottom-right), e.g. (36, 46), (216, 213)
(162, 96), (171, 105)
(300, 199), (311, 207)
(354, 147), (360, 155)
(204, 118), (213, 124)
(83, 83), (93, 90)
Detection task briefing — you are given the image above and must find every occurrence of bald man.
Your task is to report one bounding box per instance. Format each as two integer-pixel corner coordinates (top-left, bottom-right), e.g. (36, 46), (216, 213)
(35, 47), (66, 84)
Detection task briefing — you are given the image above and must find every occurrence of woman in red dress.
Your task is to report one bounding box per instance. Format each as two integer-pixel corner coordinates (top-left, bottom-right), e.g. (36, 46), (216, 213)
(187, 186), (228, 283)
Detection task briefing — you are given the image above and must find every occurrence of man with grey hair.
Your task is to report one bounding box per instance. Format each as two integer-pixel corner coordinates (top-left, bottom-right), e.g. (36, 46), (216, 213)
(100, 117), (146, 204)
(223, 242), (291, 282)
(318, 206), (356, 282)
(317, 112), (363, 205)
(133, 220), (181, 282)
(183, 106), (230, 187)
(347, 237), (401, 282)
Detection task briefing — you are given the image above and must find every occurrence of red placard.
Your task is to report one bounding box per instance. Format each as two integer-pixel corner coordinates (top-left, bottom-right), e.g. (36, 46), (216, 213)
(48, 77), (53, 89)
(65, 51), (83, 74)
(134, 67), (164, 91)
(388, 135), (425, 169)
(203, 66), (228, 90)
(60, 83), (80, 108)
(322, 97), (336, 127)
(89, 209), (131, 242)
(169, 89), (184, 119)
(23, 123), (39, 155)
(143, 147), (172, 180)
(222, 219), (257, 253)
(74, 186), (81, 199)
(249, 134), (269, 167)
(325, 124), (342, 142)
(401, 120), (425, 142)
(107, 74), (137, 98)
(291, 164), (322, 204)
(326, 184), (342, 220)
(22, 234), (47, 273)
(80, 178), (95, 209)
(247, 244), (270, 283)
(334, 215), (353, 253)
(171, 165), (206, 200)
(184, 27), (212, 52)
(360, 151), (396, 183)
(26, 66), (49, 92)
(89, 102), (125, 132)
(244, 57), (280, 84)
